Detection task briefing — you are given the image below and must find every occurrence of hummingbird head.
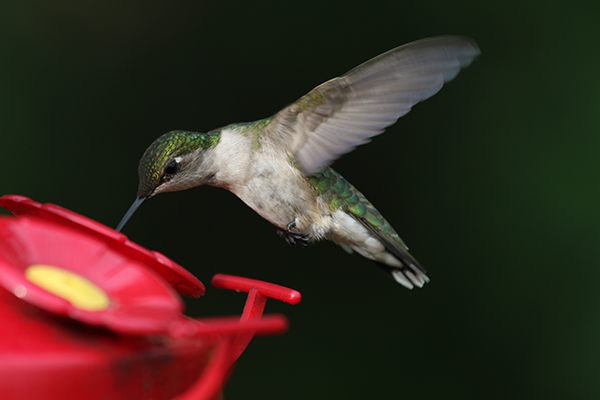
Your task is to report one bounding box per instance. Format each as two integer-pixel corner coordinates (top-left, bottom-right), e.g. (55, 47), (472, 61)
(116, 130), (221, 231)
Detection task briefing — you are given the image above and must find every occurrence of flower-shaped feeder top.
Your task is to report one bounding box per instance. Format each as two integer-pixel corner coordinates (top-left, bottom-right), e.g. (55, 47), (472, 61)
(0, 195), (299, 399)
(0, 215), (187, 336)
(0, 195), (204, 298)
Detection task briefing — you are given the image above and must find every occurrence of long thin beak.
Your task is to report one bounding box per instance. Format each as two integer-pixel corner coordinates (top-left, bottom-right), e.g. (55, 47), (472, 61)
(116, 197), (146, 232)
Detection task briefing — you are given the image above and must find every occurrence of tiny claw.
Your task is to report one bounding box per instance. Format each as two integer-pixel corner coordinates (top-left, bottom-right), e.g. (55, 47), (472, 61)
(277, 221), (310, 247)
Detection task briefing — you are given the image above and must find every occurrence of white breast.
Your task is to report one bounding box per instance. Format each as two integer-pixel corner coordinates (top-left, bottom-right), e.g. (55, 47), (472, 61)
(216, 129), (324, 232)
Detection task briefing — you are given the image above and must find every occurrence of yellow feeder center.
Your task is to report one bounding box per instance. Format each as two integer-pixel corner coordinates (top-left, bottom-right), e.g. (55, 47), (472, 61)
(26, 265), (110, 311)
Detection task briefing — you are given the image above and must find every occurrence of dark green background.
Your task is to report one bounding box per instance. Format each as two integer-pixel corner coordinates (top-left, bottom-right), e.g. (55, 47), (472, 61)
(2, 1), (599, 398)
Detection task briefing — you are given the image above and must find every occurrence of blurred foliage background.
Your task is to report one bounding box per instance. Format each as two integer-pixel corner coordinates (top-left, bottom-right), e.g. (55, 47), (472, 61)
(1, 1), (599, 399)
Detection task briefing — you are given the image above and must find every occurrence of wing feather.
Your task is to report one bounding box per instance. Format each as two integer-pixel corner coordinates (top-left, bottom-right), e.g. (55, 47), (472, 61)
(265, 36), (480, 175)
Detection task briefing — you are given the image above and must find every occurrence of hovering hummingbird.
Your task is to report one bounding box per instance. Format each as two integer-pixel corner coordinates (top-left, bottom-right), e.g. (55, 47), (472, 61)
(116, 36), (479, 289)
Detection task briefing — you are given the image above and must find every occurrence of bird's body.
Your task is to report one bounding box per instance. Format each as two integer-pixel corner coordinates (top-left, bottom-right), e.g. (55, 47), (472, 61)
(117, 36), (480, 289)
(198, 123), (421, 285)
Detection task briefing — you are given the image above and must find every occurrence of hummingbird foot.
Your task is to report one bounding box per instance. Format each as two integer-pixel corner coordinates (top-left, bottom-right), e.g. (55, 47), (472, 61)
(277, 221), (310, 247)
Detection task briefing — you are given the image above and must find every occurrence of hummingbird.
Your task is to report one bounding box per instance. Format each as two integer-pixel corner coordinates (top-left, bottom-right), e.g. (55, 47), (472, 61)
(116, 36), (479, 289)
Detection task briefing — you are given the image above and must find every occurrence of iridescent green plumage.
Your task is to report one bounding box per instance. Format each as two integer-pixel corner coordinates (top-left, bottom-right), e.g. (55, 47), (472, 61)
(305, 167), (408, 250)
(236, 118), (271, 150)
(305, 166), (425, 280)
(137, 130), (220, 198)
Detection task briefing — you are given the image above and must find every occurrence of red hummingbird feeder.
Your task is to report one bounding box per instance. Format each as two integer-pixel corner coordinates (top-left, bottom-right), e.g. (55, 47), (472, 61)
(0, 195), (301, 400)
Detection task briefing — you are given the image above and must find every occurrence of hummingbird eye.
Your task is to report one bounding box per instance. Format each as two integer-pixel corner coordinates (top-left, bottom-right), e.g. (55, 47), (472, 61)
(164, 159), (179, 177)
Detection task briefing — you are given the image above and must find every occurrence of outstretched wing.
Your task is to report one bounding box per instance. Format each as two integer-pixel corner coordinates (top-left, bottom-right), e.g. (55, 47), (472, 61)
(265, 36), (480, 175)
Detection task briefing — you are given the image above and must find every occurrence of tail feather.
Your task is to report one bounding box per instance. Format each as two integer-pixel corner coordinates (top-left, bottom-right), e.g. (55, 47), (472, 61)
(376, 262), (429, 289)
(357, 216), (430, 289)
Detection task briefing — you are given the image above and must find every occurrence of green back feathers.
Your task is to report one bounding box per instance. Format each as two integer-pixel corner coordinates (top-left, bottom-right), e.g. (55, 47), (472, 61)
(137, 130), (220, 198)
(305, 167), (408, 249)
(235, 118), (272, 150)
